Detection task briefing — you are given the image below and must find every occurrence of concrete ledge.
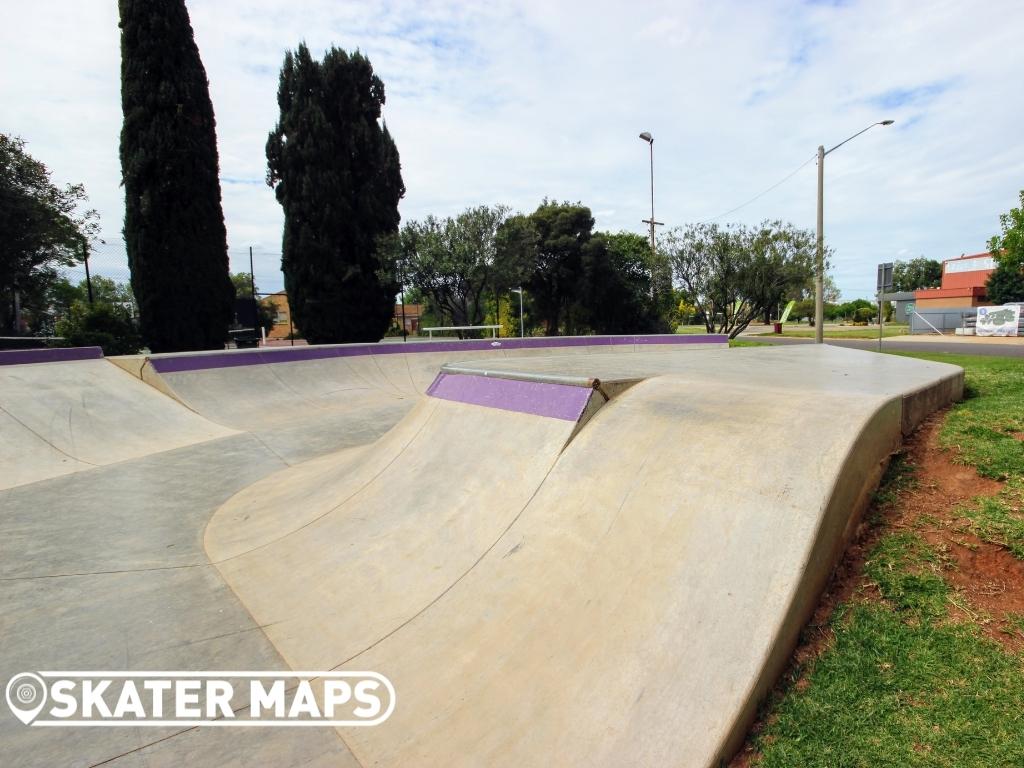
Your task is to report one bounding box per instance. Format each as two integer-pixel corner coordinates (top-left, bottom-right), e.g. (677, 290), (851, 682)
(144, 334), (727, 373)
(901, 370), (965, 436)
(0, 346), (102, 366)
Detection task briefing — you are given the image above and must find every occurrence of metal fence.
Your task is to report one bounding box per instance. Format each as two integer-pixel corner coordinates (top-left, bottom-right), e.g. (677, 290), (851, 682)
(910, 307), (1024, 334)
(65, 243), (284, 298)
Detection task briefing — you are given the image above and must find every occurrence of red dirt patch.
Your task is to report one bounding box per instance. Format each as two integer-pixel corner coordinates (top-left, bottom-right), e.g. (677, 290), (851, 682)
(898, 416), (1024, 650)
(727, 412), (1024, 767)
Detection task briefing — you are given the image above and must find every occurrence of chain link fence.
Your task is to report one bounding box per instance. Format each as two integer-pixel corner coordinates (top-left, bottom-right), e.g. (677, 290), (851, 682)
(1, 241), (290, 350)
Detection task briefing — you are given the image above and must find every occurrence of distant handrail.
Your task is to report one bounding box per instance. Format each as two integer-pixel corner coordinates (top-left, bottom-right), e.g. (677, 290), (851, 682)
(0, 336), (65, 341)
(910, 310), (944, 336)
(422, 325), (502, 339)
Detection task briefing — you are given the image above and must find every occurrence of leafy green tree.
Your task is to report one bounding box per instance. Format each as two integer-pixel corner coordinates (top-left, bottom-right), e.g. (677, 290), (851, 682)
(854, 306), (875, 323)
(985, 190), (1024, 304)
(986, 266), (1024, 304)
(790, 298), (815, 323)
(49, 276), (136, 320)
(230, 272), (256, 299)
(892, 257), (942, 291)
(0, 134), (97, 333)
(266, 44), (404, 344)
(516, 199), (598, 335)
(397, 206), (509, 335)
(833, 298), (874, 320)
(579, 232), (668, 333)
(119, 0), (234, 352)
(988, 190), (1024, 270)
(664, 221), (816, 338)
(743, 221), (816, 325)
(56, 302), (141, 356)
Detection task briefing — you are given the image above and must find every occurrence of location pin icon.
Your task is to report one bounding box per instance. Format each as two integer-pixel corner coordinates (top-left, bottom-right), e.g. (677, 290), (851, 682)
(5, 673), (48, 725)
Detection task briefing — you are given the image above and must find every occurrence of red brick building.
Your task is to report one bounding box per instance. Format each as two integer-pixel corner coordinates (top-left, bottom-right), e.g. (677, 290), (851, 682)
(913, 252), (997, 310)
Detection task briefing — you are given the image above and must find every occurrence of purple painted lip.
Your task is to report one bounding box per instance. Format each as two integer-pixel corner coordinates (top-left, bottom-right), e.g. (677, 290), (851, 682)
(427, 372), (594, 422)
(149, 334), (726, 374)
(0, 347), (103, 366)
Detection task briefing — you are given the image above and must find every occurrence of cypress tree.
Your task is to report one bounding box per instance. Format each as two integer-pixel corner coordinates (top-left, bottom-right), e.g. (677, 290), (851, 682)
(119, 0), (234, 352)
(266, 44), (404, 344)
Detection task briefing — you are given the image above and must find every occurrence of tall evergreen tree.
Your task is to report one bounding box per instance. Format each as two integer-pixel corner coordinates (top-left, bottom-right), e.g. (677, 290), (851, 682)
(266, 44), (404, 344)
(119, 0), (234, 352)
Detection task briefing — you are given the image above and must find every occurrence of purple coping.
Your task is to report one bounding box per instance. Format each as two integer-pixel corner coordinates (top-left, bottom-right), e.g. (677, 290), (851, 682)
(426, 372), (594, 421)
(148, 334), (726, 374)
(0, 346), (103, 366)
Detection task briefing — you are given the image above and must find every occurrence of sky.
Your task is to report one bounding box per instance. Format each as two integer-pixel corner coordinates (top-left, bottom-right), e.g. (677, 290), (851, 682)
(2, 0), (1022, 298)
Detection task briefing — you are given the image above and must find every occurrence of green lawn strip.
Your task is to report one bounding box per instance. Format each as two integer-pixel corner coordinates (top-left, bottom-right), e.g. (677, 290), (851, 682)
(864, 532), (950, 619)
(755, 603), (1024, 768)
(748, 353), (1024, 766)
(675, 325), (718, 334)
(891, 352), (1024, 557)
(730, 339), (766, 348)
(887, 352), (1024, 481)
(958, 479), (1024, 560)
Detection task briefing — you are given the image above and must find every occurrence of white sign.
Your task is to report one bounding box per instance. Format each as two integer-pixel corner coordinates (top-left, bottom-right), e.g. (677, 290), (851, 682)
(945, 256), (997, 274)
(976, 305), (1021, 337)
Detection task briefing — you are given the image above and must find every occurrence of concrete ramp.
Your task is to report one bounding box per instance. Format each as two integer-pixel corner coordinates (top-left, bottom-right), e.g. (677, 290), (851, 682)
(204, 345), (962, 768)
(205, 373), (611, 671)
(0, 349), (235, 490)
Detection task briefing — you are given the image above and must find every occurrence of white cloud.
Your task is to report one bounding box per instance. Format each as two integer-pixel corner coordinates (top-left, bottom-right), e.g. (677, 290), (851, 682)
(2, 0), (1022, 297)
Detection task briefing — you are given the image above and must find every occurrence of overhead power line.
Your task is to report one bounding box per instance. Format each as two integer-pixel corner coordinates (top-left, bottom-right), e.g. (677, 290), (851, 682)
(701, 153), (816, 223)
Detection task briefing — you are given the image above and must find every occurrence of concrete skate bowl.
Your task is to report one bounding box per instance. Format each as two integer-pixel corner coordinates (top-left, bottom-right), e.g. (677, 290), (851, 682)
(113, 334), (726, 464)
(202, 344), (963, 768)
(0, 346), (235, 490)
(0, 336), (723, 493)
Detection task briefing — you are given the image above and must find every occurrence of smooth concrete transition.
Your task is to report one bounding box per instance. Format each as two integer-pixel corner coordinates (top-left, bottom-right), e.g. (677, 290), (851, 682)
(0, 356), (235, 489)
(0, 338), (961, 768)
(112, 334), (724, 464)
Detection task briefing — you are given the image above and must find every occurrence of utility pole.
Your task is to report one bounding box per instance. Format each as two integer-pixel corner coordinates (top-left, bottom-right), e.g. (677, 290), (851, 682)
(83, 237), (94, 305)
(400, 262), (408, 341)
(248, 246), (256, 299)
(512, 288), (524, 338)
(814, 120), (894, 344)
(815, 144), (824, 343)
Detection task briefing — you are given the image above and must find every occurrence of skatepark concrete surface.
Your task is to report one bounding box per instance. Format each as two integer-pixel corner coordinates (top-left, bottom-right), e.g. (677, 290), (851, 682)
(0, 336), (963, 768)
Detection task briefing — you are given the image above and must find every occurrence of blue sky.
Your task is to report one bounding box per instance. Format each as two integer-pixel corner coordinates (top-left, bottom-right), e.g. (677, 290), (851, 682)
(3, 0), (1022, 298)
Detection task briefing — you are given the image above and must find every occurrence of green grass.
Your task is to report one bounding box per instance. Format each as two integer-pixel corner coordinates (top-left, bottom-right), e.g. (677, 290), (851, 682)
(872, 452), (918, 509)
(959, 480), (1024, 560)
(889, 352), (1024, 481)
(864, 532), (950, 619)
(730, 339), (766, 348)
(758, 325), (910, 339)
(674, 325), (718, 334)
(749, 352), (1024, 767)
(757, 604), (1024, 768)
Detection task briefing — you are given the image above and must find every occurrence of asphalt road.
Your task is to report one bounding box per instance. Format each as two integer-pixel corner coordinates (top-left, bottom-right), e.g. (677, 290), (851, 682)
(741, 334), (1024, 358)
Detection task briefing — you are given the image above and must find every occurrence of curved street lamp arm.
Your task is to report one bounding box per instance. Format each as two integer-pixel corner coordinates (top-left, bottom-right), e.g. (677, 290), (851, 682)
(825, 120), (894, 156)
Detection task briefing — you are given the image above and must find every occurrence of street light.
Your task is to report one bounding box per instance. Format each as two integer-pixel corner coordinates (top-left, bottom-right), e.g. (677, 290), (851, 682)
(814, 119), (894, 343)
(511, 287), (524, 338)
(638, 132), (663, 253)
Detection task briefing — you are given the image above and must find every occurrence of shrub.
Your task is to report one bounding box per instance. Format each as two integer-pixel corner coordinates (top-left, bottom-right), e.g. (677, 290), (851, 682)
(55, 302), (142, 356)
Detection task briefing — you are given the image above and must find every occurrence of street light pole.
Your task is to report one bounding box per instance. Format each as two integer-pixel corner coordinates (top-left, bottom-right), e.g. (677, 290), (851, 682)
(814, 144), (825, 342)
(814, 120), (894, 343)
(639, 132), (663, 253)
